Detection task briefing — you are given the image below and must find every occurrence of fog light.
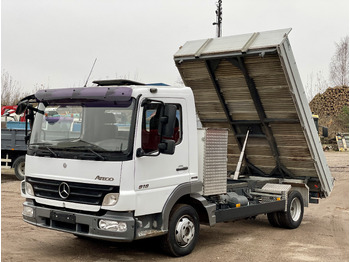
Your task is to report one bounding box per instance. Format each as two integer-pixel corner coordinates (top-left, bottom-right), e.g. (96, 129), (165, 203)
(98, 219), (127, 232)
(102, 193), (119, 206)
(25, 182), (34, 196)
(23, 206), (34, 217)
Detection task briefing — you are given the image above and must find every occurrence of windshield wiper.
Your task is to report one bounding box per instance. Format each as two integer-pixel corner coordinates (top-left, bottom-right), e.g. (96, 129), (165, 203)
(65, 140), (105, 150)
(46, 146), (58, 157)
(65, 146), (106, 160)
(65, 140), (106, 160)
(87, 148), (105, 160)
(29, 143), (59, 157)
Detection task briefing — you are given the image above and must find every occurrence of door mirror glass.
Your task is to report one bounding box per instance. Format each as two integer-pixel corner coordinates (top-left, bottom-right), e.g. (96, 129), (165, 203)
(159, 104), (177, 138)
(158, 139), (175, 155)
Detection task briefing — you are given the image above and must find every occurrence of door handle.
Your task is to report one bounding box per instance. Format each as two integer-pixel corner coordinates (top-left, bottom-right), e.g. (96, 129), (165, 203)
(176, 166), (188, 171)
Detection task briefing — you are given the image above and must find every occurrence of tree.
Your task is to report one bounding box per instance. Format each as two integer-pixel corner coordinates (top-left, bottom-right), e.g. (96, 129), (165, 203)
(338, 105), (349, 130)
(1, 70), (44, 106)
(305, 70), (328, 102)
(329, 36), (349, 87)
(1, 70), (23, 106)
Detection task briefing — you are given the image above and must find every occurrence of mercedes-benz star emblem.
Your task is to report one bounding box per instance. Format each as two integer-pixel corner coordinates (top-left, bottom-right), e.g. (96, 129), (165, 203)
(58, 182), (70, 199)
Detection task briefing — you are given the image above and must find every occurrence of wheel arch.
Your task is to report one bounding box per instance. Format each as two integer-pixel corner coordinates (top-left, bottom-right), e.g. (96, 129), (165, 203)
(284, 184), (309, 208)
(161, 183), (216, 231)
(290, 186), (309, 207)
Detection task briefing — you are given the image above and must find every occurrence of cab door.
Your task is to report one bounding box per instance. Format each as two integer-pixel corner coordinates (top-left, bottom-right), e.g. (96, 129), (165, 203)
(134, 98), (189, 216)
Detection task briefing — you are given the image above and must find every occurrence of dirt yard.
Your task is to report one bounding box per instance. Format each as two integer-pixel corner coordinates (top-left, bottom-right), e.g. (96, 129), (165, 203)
(1, 152), (348, 262)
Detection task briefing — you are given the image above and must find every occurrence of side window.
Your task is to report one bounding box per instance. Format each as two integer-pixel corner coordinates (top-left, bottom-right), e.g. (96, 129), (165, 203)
(141, 103), (182, 154)
(172, 106), (182, 144)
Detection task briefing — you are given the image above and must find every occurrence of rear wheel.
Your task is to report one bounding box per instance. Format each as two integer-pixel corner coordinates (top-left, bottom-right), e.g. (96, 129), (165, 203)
(267, 212), (281, 227)
(278, 190), (304, 229)
(13, 155), (25, 180)
(161, 204), (199, 257)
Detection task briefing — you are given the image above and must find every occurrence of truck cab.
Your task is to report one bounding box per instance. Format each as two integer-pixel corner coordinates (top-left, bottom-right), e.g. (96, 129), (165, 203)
(21, 82), (204, 251)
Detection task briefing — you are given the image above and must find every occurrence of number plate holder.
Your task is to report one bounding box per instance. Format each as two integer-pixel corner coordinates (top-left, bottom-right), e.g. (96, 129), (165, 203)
(50, 211), (76, 224)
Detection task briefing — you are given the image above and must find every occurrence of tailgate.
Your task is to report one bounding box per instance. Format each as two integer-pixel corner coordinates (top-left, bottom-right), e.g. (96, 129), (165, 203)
(174, 28), (334, 197)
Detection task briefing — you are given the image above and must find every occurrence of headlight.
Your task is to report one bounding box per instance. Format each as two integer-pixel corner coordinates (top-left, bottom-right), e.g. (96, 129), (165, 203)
(102, 193), (119, 206)
(22, 206), (34, 217)
(98, 219), (127, 232)
(25, 182), (34, 196)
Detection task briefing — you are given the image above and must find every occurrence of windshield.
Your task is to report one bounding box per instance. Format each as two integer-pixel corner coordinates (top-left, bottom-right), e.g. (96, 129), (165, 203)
(29, 99), (135, 161)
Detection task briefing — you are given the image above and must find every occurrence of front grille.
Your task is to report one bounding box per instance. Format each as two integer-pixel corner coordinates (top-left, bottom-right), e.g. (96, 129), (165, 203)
(27, 177), (119, 205)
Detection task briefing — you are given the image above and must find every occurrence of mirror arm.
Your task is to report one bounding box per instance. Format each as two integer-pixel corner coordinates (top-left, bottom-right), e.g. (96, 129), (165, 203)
(31, 107), (45, 115)
(136, 148), (161, 158)
(25, 110), (28, 140)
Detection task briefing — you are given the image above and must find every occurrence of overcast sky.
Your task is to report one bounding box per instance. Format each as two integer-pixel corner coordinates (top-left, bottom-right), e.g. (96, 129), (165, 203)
(2, 0), (349, 95)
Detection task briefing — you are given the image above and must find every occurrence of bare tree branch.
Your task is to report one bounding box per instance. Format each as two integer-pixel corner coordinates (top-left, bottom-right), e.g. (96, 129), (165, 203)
(330, 36), (349, 87)
(305, 70), (328, 102)
(1, 70), (23, 105)
(1, 70), (44, 106)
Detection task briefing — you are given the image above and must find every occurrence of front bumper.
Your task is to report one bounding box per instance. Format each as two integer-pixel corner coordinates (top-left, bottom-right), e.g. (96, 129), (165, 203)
(22, 200), (135, 242)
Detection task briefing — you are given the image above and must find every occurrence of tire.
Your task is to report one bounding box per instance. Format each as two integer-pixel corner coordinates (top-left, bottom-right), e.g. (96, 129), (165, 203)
(278, 190), (304, 229)
(13, 155), (26, 180)
(267, 212), (281, 227)
(161, 204), (200, 257)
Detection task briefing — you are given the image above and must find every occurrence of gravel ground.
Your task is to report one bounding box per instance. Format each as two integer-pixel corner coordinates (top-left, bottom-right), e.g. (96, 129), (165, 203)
(1, 151), (348, 262)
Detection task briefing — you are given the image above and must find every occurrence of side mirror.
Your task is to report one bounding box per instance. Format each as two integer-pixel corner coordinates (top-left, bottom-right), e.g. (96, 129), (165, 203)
(159, 104), (177, 137)
(136, 148), (145, 157)
(158, 140), (175, 155)
(16, 102), (27, 115)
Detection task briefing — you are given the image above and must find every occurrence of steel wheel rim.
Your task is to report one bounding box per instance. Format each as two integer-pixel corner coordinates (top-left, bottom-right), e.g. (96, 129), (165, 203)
(175, 215), (195, 247)
(18, 162), (25, 177)
(290, 197), (302, 221)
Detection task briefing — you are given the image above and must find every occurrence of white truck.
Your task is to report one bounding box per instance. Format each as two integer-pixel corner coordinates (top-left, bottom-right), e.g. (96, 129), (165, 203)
(20, 29), (334, 257)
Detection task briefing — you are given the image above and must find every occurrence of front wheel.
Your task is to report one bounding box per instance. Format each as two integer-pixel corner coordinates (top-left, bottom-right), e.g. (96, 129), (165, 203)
(161, 204), (199, 257)
(13, 155), (25, 181)
(278, 190), (304, 229)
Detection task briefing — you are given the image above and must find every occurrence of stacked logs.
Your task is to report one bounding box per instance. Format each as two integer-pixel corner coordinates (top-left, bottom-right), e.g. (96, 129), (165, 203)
(309, 86), (349, 139)
(309, 86), (349, 117)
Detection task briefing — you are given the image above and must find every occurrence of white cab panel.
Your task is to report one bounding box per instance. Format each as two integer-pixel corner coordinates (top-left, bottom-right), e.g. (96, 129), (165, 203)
(26, 155), (122, 185)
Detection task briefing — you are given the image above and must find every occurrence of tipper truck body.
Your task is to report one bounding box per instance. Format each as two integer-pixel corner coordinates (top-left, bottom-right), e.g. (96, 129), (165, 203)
(20, 29), (333, 256)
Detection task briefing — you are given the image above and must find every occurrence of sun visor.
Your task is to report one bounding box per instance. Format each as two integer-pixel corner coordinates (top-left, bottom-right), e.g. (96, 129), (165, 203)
(35, 87), (133, 102)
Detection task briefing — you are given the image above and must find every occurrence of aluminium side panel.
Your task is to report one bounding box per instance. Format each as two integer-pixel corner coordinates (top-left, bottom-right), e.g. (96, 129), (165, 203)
(198, 128), (228, 196)
(277, 39), (334, 196)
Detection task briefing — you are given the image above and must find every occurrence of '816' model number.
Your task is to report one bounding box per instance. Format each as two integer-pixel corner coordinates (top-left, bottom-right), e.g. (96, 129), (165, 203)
(138, 184), (149, 189)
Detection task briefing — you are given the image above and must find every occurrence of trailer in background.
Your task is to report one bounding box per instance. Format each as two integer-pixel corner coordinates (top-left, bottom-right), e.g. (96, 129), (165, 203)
(1, 125), (28, 180)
